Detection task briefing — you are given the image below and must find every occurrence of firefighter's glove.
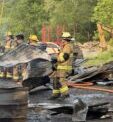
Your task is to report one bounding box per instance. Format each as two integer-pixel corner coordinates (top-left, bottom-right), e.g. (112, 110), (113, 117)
(52, 64), (57, 71)
(51, 56), (58, 64)
(63, 53), (70, 61)
(58, 53), (69, 62)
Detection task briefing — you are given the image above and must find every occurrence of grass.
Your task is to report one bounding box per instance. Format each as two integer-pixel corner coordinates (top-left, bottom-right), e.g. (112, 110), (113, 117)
(84, 49), (113, 66)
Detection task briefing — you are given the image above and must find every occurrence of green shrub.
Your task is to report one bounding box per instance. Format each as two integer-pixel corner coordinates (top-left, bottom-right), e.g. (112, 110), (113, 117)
(108, 38), (113, 46)
(84, 50), (113, 66)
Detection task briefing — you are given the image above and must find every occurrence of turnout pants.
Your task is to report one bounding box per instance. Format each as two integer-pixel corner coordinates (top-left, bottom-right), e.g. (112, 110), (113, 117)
(52, 70), (69, 96)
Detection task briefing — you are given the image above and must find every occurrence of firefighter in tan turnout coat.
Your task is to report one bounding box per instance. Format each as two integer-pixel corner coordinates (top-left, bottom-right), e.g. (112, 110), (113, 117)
(50, 32), (73, 100)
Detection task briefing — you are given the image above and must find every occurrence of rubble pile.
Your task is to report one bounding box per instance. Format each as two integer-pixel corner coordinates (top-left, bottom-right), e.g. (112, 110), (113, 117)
(0, 43), (53, 90)
(0, 43), (51, 67)
(77, 41), (100, 57)
(0, 43), (113, 122)
(79, 41), (99, 51)
(69, 61), (113, 85)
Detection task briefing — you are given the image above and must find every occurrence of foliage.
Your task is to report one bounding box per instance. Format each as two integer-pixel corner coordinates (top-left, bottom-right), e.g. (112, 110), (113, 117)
(44, 0), (97, 42)
(93, 0), (113, 26)
(2, 0), (48, 38)
(108, 39), (113, 46)
(84, 49), (113, 66)
(92, 30), (99, 41)
(0, 0), (98, 42)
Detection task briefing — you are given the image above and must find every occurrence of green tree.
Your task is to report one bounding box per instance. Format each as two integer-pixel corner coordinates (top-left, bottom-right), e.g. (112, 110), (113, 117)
(3, 0), (48, 37)
(44, 0), (97, 42)
(93, 0), (113, 26)
(0, 0), (98, 42)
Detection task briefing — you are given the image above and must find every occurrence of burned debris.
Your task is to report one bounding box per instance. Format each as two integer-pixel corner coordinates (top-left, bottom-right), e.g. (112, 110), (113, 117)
(69, 61), (113, 85)
(0, 42), (113, 122)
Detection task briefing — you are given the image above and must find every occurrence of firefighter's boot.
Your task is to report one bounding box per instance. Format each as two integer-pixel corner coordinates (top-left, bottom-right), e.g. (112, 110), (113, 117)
(59, 86), (70, 100)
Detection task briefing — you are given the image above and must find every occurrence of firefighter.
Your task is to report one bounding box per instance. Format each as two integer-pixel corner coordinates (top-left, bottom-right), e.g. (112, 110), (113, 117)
(0, 42), (4, 78)
(5, 32), (14, 52)
(21, 35), (39, 81)
(49, 32), (73, 100)
(2, 32), (14, 79)
(28, 35), (39, 46)
(13, 34), (25, 81)
(0, 66), (4, 78)
(16, 34), (24, 46)
(12, 34), (24, 48)
(0, 42), (5, 55)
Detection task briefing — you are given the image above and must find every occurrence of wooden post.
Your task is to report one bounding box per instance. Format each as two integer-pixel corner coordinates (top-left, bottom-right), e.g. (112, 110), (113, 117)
(97, 23), (107, 51)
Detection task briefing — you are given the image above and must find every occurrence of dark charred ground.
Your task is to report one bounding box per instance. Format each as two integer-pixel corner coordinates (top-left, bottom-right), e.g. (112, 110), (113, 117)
(28, 86), (113, 122)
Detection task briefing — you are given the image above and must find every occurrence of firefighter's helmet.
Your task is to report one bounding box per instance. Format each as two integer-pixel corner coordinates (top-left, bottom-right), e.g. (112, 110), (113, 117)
(16, 34), (24, 40)
(61, 32), (71, 38)
(29, 35), (39, 42)
(6, 31), (12, 36)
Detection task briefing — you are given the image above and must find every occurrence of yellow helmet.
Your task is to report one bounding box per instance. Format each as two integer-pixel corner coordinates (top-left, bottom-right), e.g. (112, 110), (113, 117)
(29, 35), (39, 41)
(6, 31), (12, 36)
(61, 32), (71, 38)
